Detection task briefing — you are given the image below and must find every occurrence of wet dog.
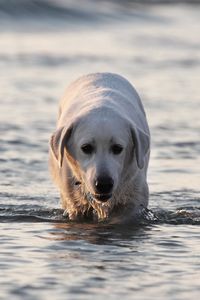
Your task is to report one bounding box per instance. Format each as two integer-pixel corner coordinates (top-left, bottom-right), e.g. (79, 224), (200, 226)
(49, 73), (150, 222)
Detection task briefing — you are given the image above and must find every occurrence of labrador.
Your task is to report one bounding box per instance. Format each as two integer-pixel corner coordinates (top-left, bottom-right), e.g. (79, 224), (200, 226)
(49, 73), (150, 222)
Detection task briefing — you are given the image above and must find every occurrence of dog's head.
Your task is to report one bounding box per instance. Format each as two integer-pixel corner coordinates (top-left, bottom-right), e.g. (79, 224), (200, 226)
(50, 110), (149, 203)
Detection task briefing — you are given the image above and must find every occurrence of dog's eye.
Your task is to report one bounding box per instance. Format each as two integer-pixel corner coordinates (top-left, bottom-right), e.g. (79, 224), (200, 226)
(111, 144), (123, 155)
(81, 144), (94, 155)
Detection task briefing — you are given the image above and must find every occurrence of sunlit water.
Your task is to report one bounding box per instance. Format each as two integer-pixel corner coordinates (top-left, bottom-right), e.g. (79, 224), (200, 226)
(0, 1), (200, 299)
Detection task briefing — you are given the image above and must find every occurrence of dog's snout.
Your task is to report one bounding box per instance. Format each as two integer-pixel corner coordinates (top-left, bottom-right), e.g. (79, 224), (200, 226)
(94, 176), (114, 194)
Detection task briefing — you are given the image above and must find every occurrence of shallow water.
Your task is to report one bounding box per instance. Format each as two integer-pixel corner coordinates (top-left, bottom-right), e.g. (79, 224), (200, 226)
(0, 1), (200, 299)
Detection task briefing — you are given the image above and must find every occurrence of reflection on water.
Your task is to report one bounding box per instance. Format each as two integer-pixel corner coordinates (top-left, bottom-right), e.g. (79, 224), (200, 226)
(0, 0), (200, 299)
(1, 221), (199, 299)
(47, 222), (148, 245)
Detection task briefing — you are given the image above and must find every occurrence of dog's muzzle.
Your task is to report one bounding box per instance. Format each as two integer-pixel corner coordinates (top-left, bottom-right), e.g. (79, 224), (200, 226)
(75, 179), (112, 203)
(92, 193), (112, 202)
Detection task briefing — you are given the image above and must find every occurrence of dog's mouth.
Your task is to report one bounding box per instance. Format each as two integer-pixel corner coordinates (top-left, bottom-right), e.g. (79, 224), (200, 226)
(75, 180), (112, 203)
(91, 193), (112, 202)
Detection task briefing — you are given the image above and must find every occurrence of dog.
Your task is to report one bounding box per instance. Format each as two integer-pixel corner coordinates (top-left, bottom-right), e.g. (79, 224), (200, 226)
(49, 73), (150, 223)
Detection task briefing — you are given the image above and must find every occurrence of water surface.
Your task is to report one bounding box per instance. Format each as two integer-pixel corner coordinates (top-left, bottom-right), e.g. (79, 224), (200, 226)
(0, 1), (199, 299)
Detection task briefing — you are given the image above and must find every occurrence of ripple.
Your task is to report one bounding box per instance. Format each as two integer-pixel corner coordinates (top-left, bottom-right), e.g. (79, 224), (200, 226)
(0, 205), (199, 225)
(0, 207), (65, 223)
(154, 207), (200, 225)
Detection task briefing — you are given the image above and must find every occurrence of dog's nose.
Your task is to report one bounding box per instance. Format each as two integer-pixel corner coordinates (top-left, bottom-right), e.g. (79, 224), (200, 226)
(94, 176), (114, 194)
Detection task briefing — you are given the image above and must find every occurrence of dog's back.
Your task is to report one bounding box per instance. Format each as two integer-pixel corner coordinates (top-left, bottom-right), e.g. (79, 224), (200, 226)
(58, 73), (148, 133)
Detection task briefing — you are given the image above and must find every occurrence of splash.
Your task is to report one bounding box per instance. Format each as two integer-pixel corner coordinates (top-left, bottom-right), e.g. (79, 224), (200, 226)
(0, 205), (199, 225)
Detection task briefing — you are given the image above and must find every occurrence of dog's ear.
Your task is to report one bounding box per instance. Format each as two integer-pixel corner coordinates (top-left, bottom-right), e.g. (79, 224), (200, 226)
(50, 125), (73, 168)
(130, 125), (150, 169)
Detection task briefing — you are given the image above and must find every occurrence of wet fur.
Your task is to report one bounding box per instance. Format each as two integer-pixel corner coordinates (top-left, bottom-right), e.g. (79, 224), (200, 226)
(49, 73), (150, 223)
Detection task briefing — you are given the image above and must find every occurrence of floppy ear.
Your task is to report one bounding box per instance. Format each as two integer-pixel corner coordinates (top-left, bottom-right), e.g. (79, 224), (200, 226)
(131, 126), (150, 169)
(49, 125), (73, 168)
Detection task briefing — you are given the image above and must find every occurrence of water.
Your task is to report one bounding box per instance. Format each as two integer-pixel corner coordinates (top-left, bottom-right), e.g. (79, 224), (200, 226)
(0, 0), (200, 299)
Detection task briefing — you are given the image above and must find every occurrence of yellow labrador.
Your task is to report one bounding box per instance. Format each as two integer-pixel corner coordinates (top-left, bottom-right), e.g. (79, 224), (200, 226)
(49, 73), (150, 222)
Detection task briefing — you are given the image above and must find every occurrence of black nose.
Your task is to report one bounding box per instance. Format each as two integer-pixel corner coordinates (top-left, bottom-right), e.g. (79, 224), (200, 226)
(94, 176), (114, 194)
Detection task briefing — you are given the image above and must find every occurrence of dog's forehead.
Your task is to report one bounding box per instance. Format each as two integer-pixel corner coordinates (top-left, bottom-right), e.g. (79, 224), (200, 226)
(74, 114), (130, 143)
